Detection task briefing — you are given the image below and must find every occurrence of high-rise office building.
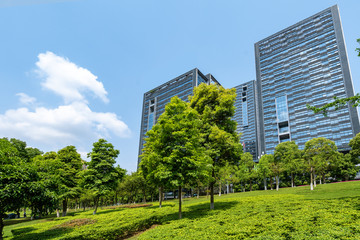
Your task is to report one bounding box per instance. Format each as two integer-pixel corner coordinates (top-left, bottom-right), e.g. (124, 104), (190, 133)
(138, 68), (219, 166)
(233, 80), (258, 160)
(255, 5), (360, 155)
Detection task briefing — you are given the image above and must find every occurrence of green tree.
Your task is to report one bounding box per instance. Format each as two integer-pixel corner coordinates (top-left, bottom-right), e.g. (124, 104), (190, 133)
(218, 162), (237, 194)
(274, 141), (302, 188)
(239, 152), (255, 191)
(270, 146), (285, 191)
(189, 83), (242, 209)
(57, 146), (83, 216)
(141, 97), (211, 218)
(81, 139), (124, 214)
(304, 137), (338, 190)
(0, 138), (31, 240)
(258, 154), (273, 190)
(356, 38), (360, 56)
(349, 132), (360, 164)
(332, 153), (359, 181)
(118, 172), (143, 204)
(27, 152), (61, 219)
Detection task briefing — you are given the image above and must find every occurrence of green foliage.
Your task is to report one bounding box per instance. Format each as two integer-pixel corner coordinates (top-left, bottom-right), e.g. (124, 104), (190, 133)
(257, 154), (273, 190)
(80, 139), (124, 214)
(356, 38), (360, 56)
(0, 138), (34, 239)
(118, 172), (147, 204)
(306, 94), (360, 116)
(349, 132), (360, 164)
(141, 97), (212, 217)
(189, 83), (242, 209)
(274, 141), (302, 187)
(304, 137), (338, 189)
(27, 152), (62, 218)
(6, 182), (360, 240)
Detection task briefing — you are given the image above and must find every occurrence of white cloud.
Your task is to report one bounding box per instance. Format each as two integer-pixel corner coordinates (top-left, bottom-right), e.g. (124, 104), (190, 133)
(0, 102), (130, 148)
(16, 93), (36, 105)
(0, 51), (130, 152)
(36, 51), (109, 104)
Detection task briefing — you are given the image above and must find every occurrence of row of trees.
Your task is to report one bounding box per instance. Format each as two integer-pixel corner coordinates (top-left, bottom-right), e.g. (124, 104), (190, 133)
(0, 138), (123, 239)
(216, 137), (360, 195)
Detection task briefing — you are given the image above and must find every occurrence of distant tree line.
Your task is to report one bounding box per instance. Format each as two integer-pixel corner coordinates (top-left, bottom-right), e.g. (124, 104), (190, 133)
(0, 138), (126, 239)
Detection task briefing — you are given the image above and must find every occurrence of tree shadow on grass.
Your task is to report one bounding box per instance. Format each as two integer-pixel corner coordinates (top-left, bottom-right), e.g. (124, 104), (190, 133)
(161, 200), (238, 222)
(11, 226), (74, 240)
(95, 208), (127, 215)
(147, 204), (175, 210)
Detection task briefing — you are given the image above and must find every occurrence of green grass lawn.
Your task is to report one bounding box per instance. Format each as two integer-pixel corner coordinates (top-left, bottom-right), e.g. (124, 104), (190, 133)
(4, 181), (360, 239)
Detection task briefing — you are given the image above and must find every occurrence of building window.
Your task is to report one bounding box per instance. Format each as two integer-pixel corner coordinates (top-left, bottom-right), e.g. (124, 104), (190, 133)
(275, 95), (289, 122)
(148, 99), (156, 131)
(242, 100), (248, 126)
(197, 74), (207, 85)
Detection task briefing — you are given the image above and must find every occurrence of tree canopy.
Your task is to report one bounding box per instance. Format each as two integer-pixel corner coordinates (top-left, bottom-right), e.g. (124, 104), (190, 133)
(81, 139), (124, 214)
(189, 83), (242, 209)
(140, 97), (211, 218)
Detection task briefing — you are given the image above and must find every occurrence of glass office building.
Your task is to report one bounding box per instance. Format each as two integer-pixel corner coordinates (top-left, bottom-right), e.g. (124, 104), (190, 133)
(233, 80), (258, 160)
(255, 5), (360, 155)
(138, 68), (219, 166)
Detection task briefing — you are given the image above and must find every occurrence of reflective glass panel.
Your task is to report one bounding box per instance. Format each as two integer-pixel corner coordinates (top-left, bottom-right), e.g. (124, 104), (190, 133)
(276, 95), (289, 122)
(242, 101), (248, 126)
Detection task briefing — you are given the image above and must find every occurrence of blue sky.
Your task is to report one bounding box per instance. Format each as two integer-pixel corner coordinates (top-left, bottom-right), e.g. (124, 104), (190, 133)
(0, 0), (359, 172)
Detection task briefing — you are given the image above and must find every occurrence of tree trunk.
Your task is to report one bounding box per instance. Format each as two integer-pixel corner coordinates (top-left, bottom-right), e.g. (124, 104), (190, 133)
(219, 180), (222, 196)
(264, 177), (267, 190)
(62, 199), (67, 217)
(320, 178), (322, 184)
(178, 186), (182, 219)
(291, 173), (294, 188)
(323, 175), (326, 184)
(276, 175), (279, 191)
(197, 187), (200, 199)
(56, 209), (60, 218)
(226, 183), (229, 194)
(310, 167), (314, 191)
(159, 187), (163, 208)
(24, 208), (26, 218)
(314, 173), (317, 187)
(210, 169), (215, 210)
(30, 207), (34, 220)
(250, 180), (253, 192)
(93, 197), (99, 215)
(143, 188), (146, 203)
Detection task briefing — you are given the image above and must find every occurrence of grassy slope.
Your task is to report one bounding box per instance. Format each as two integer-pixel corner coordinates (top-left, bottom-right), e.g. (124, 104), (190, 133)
(4, 181), (360, 240)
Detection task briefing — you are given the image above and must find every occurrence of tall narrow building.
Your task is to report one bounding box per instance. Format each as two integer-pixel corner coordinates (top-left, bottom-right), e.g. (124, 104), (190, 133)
(138, 68), (219, 166)
(233, 80), (258, 160)
(255, 5), (360, 155)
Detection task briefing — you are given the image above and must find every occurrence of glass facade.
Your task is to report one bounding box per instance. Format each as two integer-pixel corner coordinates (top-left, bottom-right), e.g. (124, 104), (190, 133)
(275, 96), (289, 123)
(233, 80), (258, 160)
(138, 69), (219, 166)
(242, 101), (248, 126)
(255, 5), (359, 155)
